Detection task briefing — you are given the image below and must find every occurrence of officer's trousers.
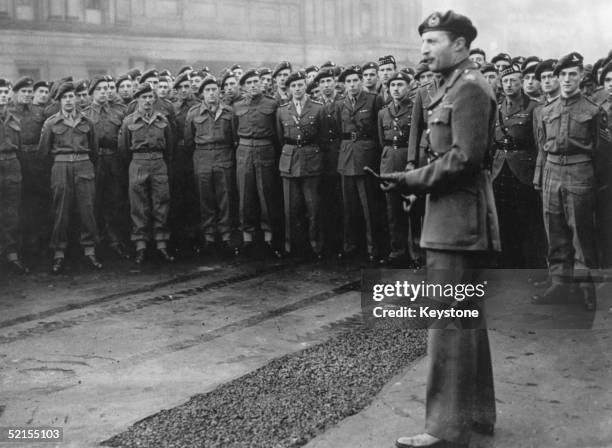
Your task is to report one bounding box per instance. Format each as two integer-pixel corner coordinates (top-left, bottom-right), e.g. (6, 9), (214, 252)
(128, 158), (170, 246)
(340, 174), (380, 256)
(282, 176), (322, 254)
(385, 191), (409, 259)
(50, 159), (97, 252)
(0, 157), (22, 257)
(96, 154), (128, 247)
(423, 249), (496, 446)
(542, 160), (597, 283)
(320, 173), (343, 253)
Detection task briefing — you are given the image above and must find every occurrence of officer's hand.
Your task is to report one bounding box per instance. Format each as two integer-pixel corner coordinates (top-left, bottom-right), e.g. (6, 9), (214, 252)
(402, 194), (417, 212)
(379, 173), (403, 191)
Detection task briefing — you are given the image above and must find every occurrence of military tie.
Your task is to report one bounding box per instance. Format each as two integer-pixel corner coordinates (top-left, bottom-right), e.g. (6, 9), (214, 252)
(295, 101), (302, 116)
(349, 96), (356, 109)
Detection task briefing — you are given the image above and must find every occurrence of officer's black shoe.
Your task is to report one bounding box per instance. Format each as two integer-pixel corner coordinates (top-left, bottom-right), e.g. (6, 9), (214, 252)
(531, 283), (570, 305)
(110, 244), (131, 260)
(157, 248), (175, 263)
(84, 255), (103, 270)
(8, 259), (29, 275)
(134, 249), (146, 265)
(51, 257), (65, 275)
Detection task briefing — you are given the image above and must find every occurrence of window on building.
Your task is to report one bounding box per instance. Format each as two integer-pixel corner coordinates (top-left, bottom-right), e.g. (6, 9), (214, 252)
(0, 0), (10, 16)
(15, 0), (35, 20)
(85, 0), (103, 23)
(48, 0), (82, 19)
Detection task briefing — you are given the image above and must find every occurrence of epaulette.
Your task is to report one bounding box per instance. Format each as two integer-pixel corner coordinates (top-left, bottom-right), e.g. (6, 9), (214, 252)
(310, 99), (323, 105)
(279, 102), (291, 107)
(461, 69), (478, 81)
(583, 95), (601, 108)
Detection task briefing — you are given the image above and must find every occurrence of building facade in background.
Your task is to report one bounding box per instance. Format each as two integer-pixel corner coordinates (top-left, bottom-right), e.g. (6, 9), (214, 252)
(0, 0), (423, 81)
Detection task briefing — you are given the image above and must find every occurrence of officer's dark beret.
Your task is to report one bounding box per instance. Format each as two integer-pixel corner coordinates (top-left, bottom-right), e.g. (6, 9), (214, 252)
(418, 10), (477, 43)
(415, 61), (431, 79)
(0, 78), (10, 88)
(221, 70), (237, 87)
(230, 64), (242, 71)
(33, 80), (50, 91)
(521, 56), (541, 75)
(285, 71), (307, 86)
(499, 65), (522, 79)
(190, 70), (207, 79)
(491, 53), (512, 64)
(320, 60), (336, 69)
(534, 59), (557, 81)
(116, 74), (132, 88)
(159, 69), (172, 77)
(198, 76), (219, 94)
(272, 61), (292, 78)
(337, 66), (362, 83)
(173, 72), (191, 89)
(75, 80), (89, 93)
(400, 67), (416, 77)
(361, 61), (379, 72)
(177, 65), (193, 76)
(239, 69), (260, 86)
(469, 48), (486, 58)
(386, 71), (413, 87)
(378, 55), (396, 67)
(480, 63), (497, 75)
(126, 68), (142, 79)
(140, 69), (159, 84)
(313, 69), (335, 85)
(54, 82), (75, 100)
(304, 65), (319, 74)
(88, 75), (111, 95)
(553, 52), (584, 76)
(258, 67), (272, 76)
(306, 80), (318, 95)
(12, 76), (34, 92)
(133, 83), (153, 98)
(600, 60), (612, 85)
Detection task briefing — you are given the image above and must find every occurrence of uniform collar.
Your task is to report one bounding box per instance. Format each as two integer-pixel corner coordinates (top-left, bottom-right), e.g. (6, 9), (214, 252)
(559, 90), (581, 106)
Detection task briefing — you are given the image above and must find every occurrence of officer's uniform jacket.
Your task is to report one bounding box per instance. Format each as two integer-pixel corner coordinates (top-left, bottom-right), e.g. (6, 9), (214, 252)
(0, 112), (21, 154)
(319, 93), (344, 175)
(335, 90), (383, 175)
(184, 102), (235, 169)
(276, 98), (324, 177)
(392, 58), (500, 252)
(407, 81), (438, 170)
(274, 89), (292, 106)
(118, 110), (173, 163)
(82, 102), (126, 153)
(378, 95), (413, 174)
(38, 112), (98, 163)
(491, 92), (539, 185)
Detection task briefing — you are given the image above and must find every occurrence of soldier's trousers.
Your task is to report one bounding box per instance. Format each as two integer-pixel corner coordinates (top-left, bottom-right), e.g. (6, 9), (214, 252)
(0, 157), (22, 257)
(193, 150), (234, 242)
(320, 173), (343, 253)
(282, 176), (322, 254)
(95, 154), (128, 247)
(424, 249), (496, 446)
(542, 160), (597, 283)
(236, 143), (282, 243)
(50, 159), (97, 251)
(340, 174), (380, 256)
(20, 147), (50, 252)
(385, 191), (409, 259)
(128, 157), (170, 245)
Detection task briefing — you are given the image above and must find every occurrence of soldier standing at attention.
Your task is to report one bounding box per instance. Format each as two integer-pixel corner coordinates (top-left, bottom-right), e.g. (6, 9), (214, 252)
(0, 78), (29, 274)
(82, 75), (130, 260)
(272, 61), (292, 105)
(116, 75), (133, 106)
(276, 71), (324, 258)
(38, 82), (101, 274)
(362, 62), (380, 95)
(221, 71), (241, 106)
(119, 84), (174, 265)
(521, 56), (543, 102)
(32, 81), (50, 107)
(259, 67), (274, 96)
(127, 69), (176, 129)
(233, 69), (283, 257)
(305, 65), (319, 85)
(380, 11), (499, 448)
(377, 55), (397, 104)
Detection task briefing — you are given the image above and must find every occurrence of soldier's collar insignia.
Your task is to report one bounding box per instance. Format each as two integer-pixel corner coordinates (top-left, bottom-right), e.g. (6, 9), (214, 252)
(428, 14), (440, 27)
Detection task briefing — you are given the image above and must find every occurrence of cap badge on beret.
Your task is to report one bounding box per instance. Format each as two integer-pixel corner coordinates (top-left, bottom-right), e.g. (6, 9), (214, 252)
(571, 54), (580, 63)
(428, 14), (440, 27)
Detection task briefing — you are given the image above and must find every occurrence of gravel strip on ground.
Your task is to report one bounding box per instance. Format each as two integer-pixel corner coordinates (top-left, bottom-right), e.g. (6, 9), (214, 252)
(102, 327), (427, 448)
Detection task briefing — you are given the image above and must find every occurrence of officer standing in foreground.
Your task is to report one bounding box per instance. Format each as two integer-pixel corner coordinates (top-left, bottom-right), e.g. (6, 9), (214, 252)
(532, 53), (611, 310)
(119, 84), (174, 264)
(276, 71), (324, 258)
(38, 82), (101, 274)
(380, 11), (499, 448)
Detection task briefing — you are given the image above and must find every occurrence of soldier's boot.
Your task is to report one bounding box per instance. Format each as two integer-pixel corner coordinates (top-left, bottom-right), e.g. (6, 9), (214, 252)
(6, 253), (29, 275)
(531, 283), (571, 305)
(83, 247), (103, 270)
(51, 252), (65, 275)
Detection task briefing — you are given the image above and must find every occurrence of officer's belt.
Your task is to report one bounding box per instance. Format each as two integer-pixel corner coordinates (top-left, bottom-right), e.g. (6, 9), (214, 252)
(284, 138), (315, 147)
(383, 139), (409, 148)
(98, 147), (117, 156)
(54, 153), (90, 162)
(196, 143), (232, 151)
(341, 132), (374, 142)
(546, 153), (592, 165)
(132, 152), (164, 160)
(0, 151), (18, 161)
(238, 138), (274, 147)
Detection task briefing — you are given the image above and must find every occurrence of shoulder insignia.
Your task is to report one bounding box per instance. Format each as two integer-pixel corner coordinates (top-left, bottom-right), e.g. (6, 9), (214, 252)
(310, 100), (323, 105)
(279, 102), (290, 108)
(463, 73), (476, 81)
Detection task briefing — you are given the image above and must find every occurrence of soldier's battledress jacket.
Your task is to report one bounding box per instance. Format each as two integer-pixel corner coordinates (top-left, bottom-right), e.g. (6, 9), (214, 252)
(38, 112), (98, 163)
(184, 102), (235, 166)
(378, 95), (413, 174)
(118, 110), (173, 163)
(82, 101), (126, 152)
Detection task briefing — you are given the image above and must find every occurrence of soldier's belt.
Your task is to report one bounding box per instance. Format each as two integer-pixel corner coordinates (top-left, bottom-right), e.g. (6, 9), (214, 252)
(98, 147), (118, 156)
(132, 152), (164, 160)
(196, 143), (232, 151)
(341, 132), (374, 142)
(21, 144), (38, 153)
(0, 151), (18, 161)
(546, 153), (592, 165)
(383, 140), (409, 148)
(284, 138), (315, 147)
(239, 138), (274, 147)
(54, 153), (90, 162)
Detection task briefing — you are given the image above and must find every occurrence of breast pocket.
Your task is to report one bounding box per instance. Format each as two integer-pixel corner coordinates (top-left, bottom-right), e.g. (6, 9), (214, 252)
(51, 124), (70, 146)
(569, 112), (591, 142)
(428, 107), (452, 152)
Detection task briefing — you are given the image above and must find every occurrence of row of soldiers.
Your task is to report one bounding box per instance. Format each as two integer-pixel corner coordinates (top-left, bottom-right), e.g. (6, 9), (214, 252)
(1, 50), (612, 298)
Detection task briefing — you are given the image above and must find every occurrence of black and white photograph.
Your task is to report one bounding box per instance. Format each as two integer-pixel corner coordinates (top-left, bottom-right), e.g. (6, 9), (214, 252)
(1, 0), (611, 447)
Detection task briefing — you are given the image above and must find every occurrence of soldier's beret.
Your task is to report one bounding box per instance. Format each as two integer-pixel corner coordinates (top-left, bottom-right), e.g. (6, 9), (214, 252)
(133, 83), (153, 98)
(304, 65), (319, 74)
(173, 71), (191, 89)
(511, 56), (525, 67)
(378, 55), (396, 67)
(201, 66), (211, 74)
(480, 63), (497, 75)
(272, 61), (292, 78)
(337, 66), (362, 83)
(159, 69), (172, 77)
(553, 52), (584, 76)
(190, 70), (207, 79)
(140, 69), (159, 84)
(521, 56), (541, 75)
(580, 70), (595, 88)
(0, 78), (10, 88)
(306, 80), (318, 95)
(415, 61), (431, 79)
(386, 71), (413, 87)
(313, 68), (335, 85)
(499, 65), (522, 79)
(469, 48), (486, 58)
(177, 65), (193, 76)
(126, 68), (142, 80)
(159, 75), (172, 85)
(239, 68), (260, 86)
(12, 76), (34, 92)
(221, 70), (237, 87)
(534, 59), (557, 81)
(600, 60), (612, 85)
(362, 61), (379, 72)
(418, 10), (477, 43)
(285, 71), (307, 86)
(230, 64), (242, 71)
(54, 81), (76, 100)
(491, 53), (512, 64)
(88, 75), (111, 95)
(320, 60), (336, 69)
(331, 66), (342, 77)
(116, 74), (132, 88)
(33, 80), (50, 91)
(400, 67), (416, 77)
(75, 80), (89, 93)
(198, 76), (219, 94)
(258, 67), (272, 76)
